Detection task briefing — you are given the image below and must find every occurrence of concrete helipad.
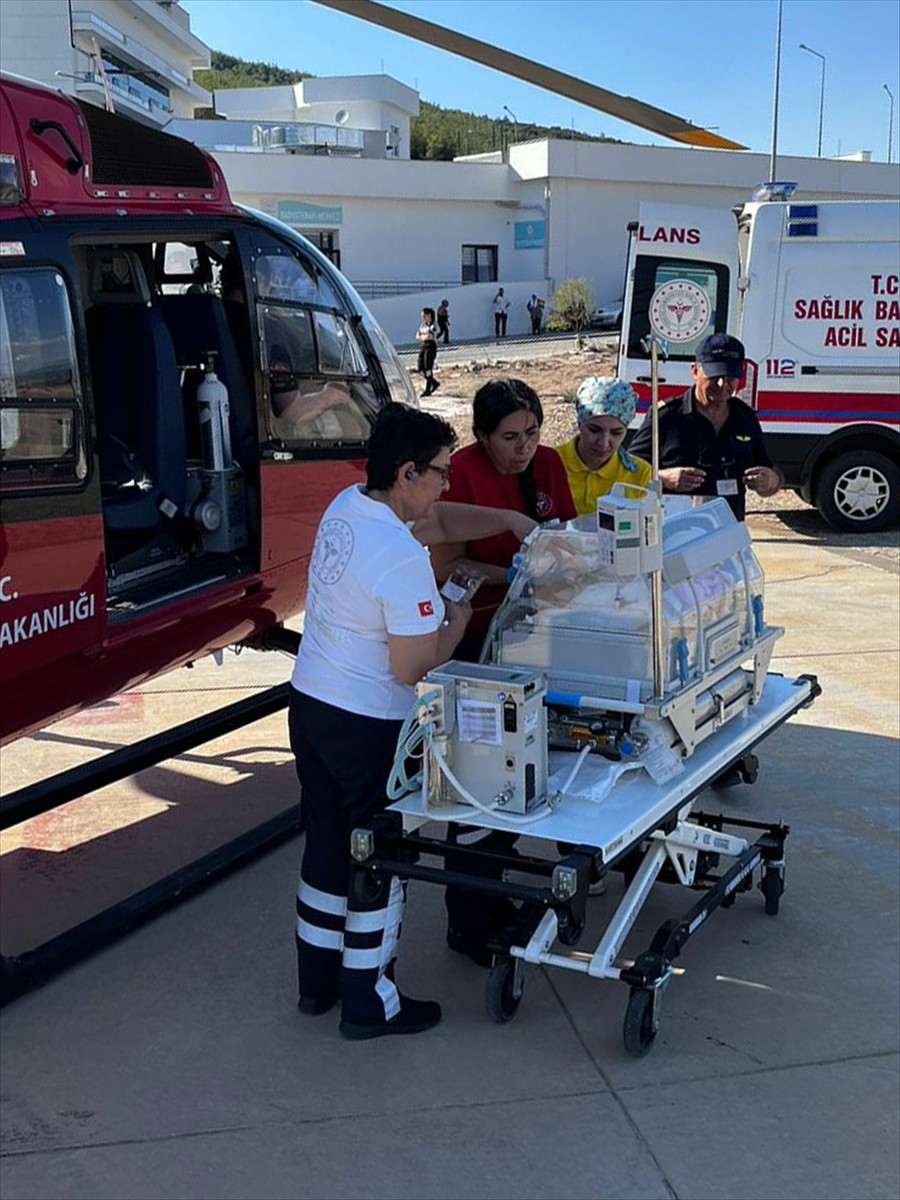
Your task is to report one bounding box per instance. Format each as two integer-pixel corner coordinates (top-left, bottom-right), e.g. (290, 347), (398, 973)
(1, 509), (898, 1200)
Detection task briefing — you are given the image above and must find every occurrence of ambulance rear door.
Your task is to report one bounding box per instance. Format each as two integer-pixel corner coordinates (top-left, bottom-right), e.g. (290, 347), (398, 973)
(618, 203), (740, 417)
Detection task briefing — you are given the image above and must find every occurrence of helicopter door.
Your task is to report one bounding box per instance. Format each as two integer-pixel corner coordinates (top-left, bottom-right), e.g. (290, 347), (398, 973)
(0, 266), (104, 678)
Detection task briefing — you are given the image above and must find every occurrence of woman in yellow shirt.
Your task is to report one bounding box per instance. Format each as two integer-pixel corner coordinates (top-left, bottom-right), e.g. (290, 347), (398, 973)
(556, 376), (651, 515)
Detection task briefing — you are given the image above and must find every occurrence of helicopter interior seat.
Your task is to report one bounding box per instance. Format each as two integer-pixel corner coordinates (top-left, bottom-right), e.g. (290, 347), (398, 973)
(85, 249), (187, 546)
(157, 293), (256, 476)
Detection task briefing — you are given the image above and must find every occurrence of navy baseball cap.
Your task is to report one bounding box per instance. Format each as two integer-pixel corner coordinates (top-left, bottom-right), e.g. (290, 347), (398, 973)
(695, 333), (746, 378)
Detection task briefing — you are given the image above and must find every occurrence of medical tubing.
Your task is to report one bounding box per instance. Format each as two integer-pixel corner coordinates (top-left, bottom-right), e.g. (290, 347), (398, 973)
(427, 741), (555, 826)
(386, 689), (441, 800)
(557, 743), (592, 794)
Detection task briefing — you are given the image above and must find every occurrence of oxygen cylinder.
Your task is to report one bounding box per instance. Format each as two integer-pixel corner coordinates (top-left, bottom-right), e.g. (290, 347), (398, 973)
(197, 351), (232, 471)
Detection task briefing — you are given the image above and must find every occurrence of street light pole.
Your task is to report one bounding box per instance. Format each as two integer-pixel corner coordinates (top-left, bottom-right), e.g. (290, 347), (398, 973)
(769, 0), (784, 179)
(885, 84), (895, 164)
(799, 43), (826, 157)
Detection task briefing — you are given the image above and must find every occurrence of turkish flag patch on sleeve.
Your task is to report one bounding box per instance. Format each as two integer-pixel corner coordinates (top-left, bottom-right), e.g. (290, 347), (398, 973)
(418, 600), (434, 617)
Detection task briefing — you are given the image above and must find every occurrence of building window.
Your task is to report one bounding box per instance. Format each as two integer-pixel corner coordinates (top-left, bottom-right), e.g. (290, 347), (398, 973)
(462, 245), (498, 284)
(307, 231), (341, 270)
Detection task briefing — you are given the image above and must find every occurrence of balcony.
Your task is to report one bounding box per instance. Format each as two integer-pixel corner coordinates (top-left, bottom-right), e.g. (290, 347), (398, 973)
(74, 71), (172, 121)
(72, 11), (210, 105)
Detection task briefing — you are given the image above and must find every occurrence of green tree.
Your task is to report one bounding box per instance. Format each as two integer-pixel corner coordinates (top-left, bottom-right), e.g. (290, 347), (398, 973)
(546, 278), (595, 331)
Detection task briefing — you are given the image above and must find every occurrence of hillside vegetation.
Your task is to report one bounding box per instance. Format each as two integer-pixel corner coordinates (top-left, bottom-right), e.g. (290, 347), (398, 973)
(193, 51), (617, 157)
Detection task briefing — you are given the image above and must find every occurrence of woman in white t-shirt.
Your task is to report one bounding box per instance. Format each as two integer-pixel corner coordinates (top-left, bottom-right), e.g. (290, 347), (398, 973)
(492, 287), (510, 337)
(415, 306), (439, 397)
(291, 403), (536, 1041)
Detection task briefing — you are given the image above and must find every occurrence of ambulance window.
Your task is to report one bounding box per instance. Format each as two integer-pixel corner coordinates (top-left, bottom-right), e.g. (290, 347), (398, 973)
(0, 270), (86, 489)
(627, 256), (729, 362)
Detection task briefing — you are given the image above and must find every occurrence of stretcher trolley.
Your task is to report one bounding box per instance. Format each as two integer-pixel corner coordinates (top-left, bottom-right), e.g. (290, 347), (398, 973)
(350, 497), (822, 1056)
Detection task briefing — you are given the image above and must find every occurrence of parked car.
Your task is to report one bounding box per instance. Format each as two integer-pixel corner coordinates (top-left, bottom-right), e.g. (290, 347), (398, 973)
(588, 298), (624, 329)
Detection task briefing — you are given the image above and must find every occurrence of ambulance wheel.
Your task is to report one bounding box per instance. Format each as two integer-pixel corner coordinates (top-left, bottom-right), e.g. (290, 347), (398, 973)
(760, 868), (783, 916)
(815, 450), (899, 533)
(485, 958), (523, 1024)
(623, 987), (658, 1058)
(349, 867), (389, 907)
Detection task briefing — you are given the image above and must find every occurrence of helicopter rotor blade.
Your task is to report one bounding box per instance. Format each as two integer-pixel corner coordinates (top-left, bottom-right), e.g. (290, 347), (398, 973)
(312, 0), (747, 150)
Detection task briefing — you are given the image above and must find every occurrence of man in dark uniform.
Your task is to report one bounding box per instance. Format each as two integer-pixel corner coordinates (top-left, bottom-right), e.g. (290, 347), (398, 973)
(630, 333), (782, 521)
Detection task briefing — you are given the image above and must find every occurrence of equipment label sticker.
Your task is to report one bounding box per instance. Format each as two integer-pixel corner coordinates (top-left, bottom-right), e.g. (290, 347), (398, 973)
(456, 700), (502, 746)
(641, 734), (685, 784)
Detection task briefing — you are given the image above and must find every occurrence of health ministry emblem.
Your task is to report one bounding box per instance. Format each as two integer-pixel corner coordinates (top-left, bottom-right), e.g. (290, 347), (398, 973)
(311, 519), (354, 584)
(649, 280), (711, 342)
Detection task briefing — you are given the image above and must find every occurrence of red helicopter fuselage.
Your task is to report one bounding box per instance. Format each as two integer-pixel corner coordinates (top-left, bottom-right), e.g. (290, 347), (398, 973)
(0, 73), (415, 745)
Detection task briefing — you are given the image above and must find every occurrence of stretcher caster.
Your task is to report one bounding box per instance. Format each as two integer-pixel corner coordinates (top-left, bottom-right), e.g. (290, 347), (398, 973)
(349, 866), (390, 907)
(622, 987), (658, 1058)
(556, 910), (585, 947)
(485, 957), (524, 1024)
(738, 752), (760, 785)
(760, 867), (784, 915)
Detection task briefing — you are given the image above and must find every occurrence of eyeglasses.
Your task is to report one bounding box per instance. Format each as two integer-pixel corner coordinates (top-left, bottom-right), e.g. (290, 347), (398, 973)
(419, 463), (451, 483)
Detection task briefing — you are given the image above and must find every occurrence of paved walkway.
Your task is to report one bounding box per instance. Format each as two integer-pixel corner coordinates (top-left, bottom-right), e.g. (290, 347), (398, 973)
(1, 514), (898, 1200)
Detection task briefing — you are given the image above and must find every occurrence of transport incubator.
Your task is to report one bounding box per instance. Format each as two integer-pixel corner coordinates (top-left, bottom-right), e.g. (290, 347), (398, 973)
(363, 489), (819, 1055)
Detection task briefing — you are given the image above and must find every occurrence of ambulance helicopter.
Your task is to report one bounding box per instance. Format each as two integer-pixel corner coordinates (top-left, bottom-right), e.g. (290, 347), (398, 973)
(0, 69), (422, 762)
(0, 2), (742, 820)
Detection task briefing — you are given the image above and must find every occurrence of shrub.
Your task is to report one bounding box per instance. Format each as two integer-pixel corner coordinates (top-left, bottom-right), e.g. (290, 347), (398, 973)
(546, 278), (595, 332)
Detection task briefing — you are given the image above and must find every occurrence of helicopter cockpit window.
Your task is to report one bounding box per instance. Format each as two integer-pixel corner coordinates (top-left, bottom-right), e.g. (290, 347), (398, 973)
(254, 253), (341, 309)
(313, 311), (368, 376)
(0, 269), (85, 488)
(261, 303), (376, 444)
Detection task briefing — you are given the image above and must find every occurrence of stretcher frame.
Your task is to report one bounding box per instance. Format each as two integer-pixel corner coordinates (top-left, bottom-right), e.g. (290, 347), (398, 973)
(348, 671), (820, 1056)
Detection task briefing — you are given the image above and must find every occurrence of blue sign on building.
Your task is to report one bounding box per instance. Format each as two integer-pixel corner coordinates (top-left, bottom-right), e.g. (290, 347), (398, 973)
(277, 200), (343, 226)
(514, 220), (545, 250)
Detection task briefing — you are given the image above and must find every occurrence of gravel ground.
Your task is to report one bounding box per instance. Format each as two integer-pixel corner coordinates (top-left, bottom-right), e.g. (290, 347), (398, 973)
(414, 349), (900, 573)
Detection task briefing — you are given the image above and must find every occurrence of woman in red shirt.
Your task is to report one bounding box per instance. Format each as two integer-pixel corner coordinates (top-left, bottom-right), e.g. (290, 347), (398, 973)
(433, 377), (576, 664)
(433, 379), (575, 968)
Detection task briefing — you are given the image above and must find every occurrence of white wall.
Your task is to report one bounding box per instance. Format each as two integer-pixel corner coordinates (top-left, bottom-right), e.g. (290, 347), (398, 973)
(0, 0), (76, 87)
(367, 279), (548, 345)
(205, 132), (899, 348)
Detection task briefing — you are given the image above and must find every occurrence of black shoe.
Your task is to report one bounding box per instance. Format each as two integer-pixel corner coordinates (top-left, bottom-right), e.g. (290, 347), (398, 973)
(298, 992), (339, 1016)
(339, 996), (442, 1041)
(430, 379), (440, 393)
(446, 926), (494, 969)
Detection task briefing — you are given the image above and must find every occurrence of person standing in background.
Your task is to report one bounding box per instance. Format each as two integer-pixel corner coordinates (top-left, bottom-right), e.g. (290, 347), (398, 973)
(415, 306), (439, 398)
(493, 288), (510, 337)
(437, 299), (450, 345)
(527, 294), (544, 336)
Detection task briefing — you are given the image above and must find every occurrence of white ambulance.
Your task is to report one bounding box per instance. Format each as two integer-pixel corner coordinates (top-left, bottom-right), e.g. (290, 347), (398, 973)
(618, 192), (899, 532)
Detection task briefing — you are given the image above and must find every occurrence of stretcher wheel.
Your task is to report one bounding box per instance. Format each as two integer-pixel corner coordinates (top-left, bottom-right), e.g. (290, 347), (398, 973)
(485, 958), (523, 1024)
(738, 752), (760, 785)
(556, 912), (585, 947)
(623, 987), (658, 1058)
(349, 866), (389, 908)
(760, 868), (783, 916)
